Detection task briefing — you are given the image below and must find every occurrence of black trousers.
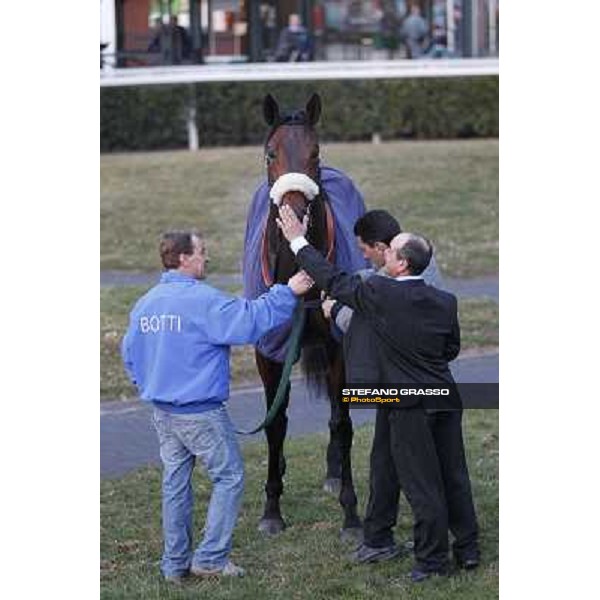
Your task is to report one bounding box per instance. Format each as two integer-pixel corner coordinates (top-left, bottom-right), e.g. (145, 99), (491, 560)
(426, 410), (479, 561)
(363, 407), (449, 571)
(363, 408), (480, 569)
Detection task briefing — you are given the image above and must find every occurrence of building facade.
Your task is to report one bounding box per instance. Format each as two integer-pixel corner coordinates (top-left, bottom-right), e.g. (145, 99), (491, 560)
(100, 0), (499, 68)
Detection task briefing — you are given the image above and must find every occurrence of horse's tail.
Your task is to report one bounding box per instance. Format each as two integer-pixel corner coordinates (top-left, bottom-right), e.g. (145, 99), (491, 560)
(300, 341), (330, 399)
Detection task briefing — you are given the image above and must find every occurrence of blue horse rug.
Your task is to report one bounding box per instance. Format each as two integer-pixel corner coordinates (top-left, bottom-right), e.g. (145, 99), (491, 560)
(243, 165), (368, 362)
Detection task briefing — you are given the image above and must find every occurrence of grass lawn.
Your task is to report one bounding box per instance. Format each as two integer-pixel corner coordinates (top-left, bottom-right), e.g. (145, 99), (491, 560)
(101, 140), (498, 278)
(100, 410), (498, 599)
(101, 285), (498, 400)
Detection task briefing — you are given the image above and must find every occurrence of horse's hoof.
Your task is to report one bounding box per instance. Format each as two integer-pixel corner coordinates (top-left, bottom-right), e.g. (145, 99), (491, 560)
(258, 517), (286, 536)
(323, 478), (342, 495)
(340, 527), (364, 545)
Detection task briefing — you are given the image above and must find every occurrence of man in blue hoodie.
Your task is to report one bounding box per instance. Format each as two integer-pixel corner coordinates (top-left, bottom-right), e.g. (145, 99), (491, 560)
(122, 230), (313, 582)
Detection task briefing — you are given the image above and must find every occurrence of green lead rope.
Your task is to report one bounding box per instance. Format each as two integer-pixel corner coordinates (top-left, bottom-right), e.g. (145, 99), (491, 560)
(235, 300), (306, 435)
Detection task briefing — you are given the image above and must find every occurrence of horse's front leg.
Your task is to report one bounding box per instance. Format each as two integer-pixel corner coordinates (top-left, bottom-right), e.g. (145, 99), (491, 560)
(334, 400), (363, 543)
(326, 348), (363, 543)
(256, 350), (290, 535)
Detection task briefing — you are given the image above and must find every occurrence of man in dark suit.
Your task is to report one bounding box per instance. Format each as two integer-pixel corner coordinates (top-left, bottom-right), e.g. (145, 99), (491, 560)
(276, 204), (478, 581)
(327, 210), (479, 574)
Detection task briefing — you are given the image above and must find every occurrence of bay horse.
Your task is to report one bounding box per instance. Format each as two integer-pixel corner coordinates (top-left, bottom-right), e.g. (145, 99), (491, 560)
(242, 93), (366, 541)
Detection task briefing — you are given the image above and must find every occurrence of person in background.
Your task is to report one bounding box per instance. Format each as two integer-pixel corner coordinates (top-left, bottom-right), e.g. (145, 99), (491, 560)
(260, 2), (278, 60)
(425, 24), (453, 58)
(401, 3), (428, 58)
(147, 15), (191, 64)
(147, 16), (166, 55)
(377, 1), (402, 59)
(424, 0), (452, 58)
(122, 230), (313, 583)
(169, 15), (192, 64)
(274, 13), (312, 62)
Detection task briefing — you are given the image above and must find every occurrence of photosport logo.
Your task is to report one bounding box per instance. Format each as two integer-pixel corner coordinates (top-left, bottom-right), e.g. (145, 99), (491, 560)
(338, 384), (499, 409)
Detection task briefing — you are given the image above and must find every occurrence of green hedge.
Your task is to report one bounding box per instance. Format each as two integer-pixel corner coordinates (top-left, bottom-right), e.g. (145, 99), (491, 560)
(101, 76), (498, 152)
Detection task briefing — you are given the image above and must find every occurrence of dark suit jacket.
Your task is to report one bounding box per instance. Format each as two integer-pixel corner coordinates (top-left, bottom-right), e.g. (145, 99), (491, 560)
(296, 245), (460, 386)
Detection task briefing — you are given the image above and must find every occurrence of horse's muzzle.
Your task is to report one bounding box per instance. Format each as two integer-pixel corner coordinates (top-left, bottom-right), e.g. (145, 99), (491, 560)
(269, 173), (319, 206)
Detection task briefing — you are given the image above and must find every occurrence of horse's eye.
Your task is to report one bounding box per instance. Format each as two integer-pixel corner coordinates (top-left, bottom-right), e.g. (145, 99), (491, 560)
(265, 149), (277, 164)
(311, 145), (320, 159)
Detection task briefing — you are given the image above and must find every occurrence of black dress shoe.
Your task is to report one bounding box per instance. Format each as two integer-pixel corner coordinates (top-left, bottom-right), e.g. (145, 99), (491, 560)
(349, 543), (402, 564)
(410, 566), (449, 583)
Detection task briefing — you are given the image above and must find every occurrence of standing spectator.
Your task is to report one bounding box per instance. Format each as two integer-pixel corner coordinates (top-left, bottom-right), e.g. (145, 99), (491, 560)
(424, 0), (452, 57)
(453, 1), (463, 56)
(401, 3), (428, 58)
(260, 2), (278, 60)
(169, 15), (192, 64)
(274, 13), (312, 62)
(148, 15), (191, 64)
(311, 1), (326, 60)
(147, 16), (166, 54)
(378, 2), (402, 59)
(121, 230), (313, 582)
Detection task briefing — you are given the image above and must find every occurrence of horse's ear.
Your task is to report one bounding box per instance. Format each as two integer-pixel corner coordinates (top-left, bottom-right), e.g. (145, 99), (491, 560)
(305, 93), (322, 126)
(263, 94), (280, 126)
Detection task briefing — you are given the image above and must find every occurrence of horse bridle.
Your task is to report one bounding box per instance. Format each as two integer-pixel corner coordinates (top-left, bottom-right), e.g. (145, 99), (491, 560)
(260, 164), (335, 288)
(261, 115), (335, 287)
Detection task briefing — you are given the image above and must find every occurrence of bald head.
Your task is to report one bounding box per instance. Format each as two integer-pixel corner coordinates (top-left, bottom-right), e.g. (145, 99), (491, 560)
(389, 233), (432, 275)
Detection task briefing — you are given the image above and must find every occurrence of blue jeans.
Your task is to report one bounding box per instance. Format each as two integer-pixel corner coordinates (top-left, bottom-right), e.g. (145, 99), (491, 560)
(152, 405), (244, 577)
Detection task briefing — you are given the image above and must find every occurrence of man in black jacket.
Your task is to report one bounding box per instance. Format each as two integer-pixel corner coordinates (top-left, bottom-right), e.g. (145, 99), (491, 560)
(276, 204), (478, 581)
(328, 209), (442, 335)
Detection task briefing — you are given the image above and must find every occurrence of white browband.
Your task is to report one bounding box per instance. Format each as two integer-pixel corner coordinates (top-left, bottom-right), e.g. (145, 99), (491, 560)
(269, 173), (320, 206)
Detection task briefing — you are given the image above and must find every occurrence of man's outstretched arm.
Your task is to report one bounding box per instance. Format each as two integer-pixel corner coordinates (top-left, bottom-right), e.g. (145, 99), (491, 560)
(276, 204), (377, 314)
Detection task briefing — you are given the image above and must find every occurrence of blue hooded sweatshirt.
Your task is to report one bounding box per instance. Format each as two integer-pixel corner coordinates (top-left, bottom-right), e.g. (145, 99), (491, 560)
(121, 270), (297, 413)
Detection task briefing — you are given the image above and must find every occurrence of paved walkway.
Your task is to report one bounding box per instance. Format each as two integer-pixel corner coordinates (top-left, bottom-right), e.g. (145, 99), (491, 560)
(101, 271), (498, 302)
(101, 269), (498, 480)
(101, 352), (498, 479)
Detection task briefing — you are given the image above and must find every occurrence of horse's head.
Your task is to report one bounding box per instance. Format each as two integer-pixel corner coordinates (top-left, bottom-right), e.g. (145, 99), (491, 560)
(263, 93), (321, 221)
